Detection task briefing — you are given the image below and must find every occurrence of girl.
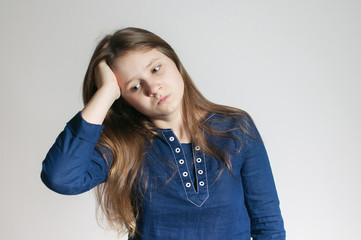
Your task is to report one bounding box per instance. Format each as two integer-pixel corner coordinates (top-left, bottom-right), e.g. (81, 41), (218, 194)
(41, 27), (285, 240)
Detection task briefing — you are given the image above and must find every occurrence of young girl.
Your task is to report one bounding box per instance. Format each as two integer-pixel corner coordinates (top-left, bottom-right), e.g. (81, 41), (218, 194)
(41, 27), (285, 240)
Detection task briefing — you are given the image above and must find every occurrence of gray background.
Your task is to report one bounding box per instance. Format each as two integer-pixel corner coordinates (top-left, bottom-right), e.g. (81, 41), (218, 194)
(1, 0), (360, 239)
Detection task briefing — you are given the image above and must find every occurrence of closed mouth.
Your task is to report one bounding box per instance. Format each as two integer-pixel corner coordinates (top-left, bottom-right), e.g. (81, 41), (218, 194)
(158, 95), (169, 105)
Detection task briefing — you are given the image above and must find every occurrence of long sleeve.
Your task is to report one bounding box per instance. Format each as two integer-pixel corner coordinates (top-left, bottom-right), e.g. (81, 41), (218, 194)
(240, 118), (286, 239)
(41, 112), (111, 195)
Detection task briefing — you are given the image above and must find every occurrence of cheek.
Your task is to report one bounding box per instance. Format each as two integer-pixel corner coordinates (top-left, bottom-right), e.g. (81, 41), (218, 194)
(169, 71), (184, 88)
(177, 76), (185, 93)
(124, 95), (148, 111)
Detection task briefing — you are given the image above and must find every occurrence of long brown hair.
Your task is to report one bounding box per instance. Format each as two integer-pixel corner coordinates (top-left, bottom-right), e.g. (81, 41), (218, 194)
(82, 27), (252, 237)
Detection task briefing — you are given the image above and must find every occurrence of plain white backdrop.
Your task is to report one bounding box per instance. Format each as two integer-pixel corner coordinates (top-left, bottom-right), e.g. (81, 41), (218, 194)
(1, 0), (360, 239)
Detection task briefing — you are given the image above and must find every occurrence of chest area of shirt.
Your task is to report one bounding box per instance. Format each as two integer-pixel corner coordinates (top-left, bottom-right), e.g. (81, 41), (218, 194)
(143, 130), (244, 207)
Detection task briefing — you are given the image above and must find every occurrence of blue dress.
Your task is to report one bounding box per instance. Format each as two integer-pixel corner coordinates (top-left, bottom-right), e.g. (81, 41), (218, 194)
(41, 112), (285, 240)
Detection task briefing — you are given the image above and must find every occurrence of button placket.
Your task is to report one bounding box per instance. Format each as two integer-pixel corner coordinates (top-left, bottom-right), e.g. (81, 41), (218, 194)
(162, 131), (193, 188)
(161, 131), (209, 207)
(193, 145), (207, 190)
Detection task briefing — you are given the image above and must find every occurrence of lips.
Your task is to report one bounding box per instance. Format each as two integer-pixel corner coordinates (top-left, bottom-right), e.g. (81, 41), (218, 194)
(158, 95), (169, 105)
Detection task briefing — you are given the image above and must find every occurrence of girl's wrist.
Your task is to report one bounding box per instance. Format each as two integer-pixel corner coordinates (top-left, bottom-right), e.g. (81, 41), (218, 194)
(98, 83), (121, 102)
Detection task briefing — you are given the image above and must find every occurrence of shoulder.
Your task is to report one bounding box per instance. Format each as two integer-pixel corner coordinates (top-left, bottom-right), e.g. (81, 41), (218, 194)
(204, 110), (262, 146)
(204, 110), (254, 130)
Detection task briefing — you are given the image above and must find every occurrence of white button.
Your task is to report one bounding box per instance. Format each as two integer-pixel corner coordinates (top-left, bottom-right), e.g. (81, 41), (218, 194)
(169, 136), (174, 141)
(195, 146), (200, 151)
(199, 181), (205, 186)
(179, 159), (184, 164)
(183, 172), (188, 177)
(175, 148), (180, 153)
(185, 182), (191, 187)
(198, 170), (203, 174)
(196, 158), (202, 163)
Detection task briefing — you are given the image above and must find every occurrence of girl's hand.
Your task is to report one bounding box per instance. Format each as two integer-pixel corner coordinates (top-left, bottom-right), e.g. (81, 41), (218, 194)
(94, 60), (121, 100)
(81, 60), (121, 124)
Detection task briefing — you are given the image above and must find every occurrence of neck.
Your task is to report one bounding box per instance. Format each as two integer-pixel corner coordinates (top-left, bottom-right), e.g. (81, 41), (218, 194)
(151, 112), (191, 143)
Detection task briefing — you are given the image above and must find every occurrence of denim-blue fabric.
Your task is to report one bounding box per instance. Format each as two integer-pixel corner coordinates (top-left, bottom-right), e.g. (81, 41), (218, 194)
(41, 112), (285, 240)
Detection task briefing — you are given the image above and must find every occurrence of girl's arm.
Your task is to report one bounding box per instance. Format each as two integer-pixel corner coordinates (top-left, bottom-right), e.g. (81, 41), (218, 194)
(41, 112), (110, 194)
(81, 60), (121, 124)
(240, 118), (286, 239)
(41, 61), (120, 194)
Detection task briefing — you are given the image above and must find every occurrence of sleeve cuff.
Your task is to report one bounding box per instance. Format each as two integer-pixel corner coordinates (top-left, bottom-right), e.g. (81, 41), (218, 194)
(66, 111), (104, 142)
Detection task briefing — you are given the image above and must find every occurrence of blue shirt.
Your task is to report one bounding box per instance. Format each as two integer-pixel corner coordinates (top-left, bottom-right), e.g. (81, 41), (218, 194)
(41, 112), (285, 240)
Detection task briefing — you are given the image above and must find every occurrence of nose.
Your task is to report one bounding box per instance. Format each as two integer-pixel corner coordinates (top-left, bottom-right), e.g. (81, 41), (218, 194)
(147, 81), (161, 97)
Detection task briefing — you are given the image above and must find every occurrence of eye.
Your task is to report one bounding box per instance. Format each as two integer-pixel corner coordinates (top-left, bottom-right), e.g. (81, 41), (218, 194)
(152, 65), (160, 73)
(131, 83), (141, 92)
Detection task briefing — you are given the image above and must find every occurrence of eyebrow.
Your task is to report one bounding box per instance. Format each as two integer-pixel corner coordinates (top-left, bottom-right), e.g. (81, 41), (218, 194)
(146, 57), (160, 69)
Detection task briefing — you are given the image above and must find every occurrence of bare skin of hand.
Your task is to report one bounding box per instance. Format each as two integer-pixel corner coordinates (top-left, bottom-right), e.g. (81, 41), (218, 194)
(94, 60), (121, 100)
(81, 60), (121, 124)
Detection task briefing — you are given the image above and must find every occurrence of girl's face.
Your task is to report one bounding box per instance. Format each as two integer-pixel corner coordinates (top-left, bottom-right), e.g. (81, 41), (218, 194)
(112, 48), (185, 126)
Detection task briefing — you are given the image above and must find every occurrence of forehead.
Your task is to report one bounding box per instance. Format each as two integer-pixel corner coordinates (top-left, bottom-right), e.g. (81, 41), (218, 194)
(115, 48), (165, 66)
(111, 48), (168, 84)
